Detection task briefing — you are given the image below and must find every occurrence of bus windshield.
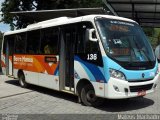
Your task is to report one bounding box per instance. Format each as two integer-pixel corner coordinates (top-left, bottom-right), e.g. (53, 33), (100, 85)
(95, 17), (156, 69)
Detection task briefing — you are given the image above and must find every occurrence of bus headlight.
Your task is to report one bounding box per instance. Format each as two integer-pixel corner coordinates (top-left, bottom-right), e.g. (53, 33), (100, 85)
(109, 69), (126, 80)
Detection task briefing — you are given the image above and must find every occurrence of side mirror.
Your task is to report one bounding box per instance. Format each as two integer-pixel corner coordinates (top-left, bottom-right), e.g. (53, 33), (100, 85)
(86, 29), (98, 42)
(155, 45), (160, 61)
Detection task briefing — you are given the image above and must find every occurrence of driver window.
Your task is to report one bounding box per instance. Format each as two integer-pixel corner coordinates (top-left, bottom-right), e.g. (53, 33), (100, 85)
(76, 22), (99, 54)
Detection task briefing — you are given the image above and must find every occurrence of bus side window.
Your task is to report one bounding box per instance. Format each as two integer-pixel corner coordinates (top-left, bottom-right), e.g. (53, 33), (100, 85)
(15, 33), (26, 54)
(3, 37), (7, 54)
(3, 35), (15, 55)
(40, 27), (59, 55)
(85, 41), (99, 54)
(26, 30), (40, 54)
(76, 22), (91, 54)
(8, 36), (15, 56)
(76, 22), (99, 54)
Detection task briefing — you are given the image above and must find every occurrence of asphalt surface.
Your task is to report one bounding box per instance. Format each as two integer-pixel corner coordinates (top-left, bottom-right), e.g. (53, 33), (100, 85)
(0, 73), (160, 119)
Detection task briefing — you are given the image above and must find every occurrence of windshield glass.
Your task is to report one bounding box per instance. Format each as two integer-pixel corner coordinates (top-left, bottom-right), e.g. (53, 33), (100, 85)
(95, 17), (156, 69)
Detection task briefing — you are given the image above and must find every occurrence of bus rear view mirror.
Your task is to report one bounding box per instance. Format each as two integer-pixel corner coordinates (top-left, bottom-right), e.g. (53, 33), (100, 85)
(86, 29), (98, 42)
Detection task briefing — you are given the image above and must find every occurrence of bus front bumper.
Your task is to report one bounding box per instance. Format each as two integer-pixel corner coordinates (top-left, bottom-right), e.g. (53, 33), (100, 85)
(105, 74), (160, 99)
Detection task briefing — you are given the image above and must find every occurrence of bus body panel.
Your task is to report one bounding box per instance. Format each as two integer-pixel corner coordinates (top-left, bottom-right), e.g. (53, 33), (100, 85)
(102, 56), (159, 99)
(74, 56), (106, 97)
(23, 71), (39, 85)
(0, 54), (13, 76)
(74, 56), (106, 83)
(104, 73), (160, 99)
(103, 56), (158, 81)
(1, 54), (6, 75)
(13, 54), (59, 90)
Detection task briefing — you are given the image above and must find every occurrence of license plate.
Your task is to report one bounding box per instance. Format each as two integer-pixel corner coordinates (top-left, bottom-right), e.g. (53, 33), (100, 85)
(138, 90), (146, 96)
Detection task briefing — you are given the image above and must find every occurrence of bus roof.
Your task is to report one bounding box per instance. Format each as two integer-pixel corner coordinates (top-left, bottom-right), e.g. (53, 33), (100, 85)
(4, 14), (137, 36)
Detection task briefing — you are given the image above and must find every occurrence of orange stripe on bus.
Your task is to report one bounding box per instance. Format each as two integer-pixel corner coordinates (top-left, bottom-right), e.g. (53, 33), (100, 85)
(13, 55), (58, 75)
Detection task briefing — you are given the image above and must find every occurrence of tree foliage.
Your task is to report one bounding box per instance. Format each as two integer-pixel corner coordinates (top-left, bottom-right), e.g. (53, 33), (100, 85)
(1, 0), (103, 29)
(1, 0), (34, 29)
(143, 27), (154, 37)
(143, 27), (160, 48)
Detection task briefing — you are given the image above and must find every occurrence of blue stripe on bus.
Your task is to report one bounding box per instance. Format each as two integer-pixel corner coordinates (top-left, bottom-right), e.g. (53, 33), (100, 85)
(74, 56), (106, 82)
(80, 62), (96, 81)
(83, 62), (105, 82)
(98, 66), (105, 77)
(54, 65), (59, 75)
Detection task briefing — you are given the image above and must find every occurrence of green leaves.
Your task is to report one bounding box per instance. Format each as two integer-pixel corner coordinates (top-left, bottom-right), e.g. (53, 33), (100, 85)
(1, 0), (34, 29)
(143, 27), (160, 48)
(1, 0), (103, 29)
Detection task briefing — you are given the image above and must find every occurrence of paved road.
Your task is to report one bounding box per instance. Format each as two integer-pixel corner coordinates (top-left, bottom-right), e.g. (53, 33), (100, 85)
(0, 75), (160, 115)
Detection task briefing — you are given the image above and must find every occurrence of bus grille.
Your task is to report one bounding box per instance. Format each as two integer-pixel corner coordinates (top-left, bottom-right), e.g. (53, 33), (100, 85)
(129, 84), (153, 92)
(128, 78), (153, 82)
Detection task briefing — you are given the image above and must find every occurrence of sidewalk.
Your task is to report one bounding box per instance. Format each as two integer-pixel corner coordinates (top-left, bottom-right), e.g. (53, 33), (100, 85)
(0, 75), (33, 99)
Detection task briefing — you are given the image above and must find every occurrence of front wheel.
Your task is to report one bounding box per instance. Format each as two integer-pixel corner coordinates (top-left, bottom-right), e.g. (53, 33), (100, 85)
(80, 84), (104, 106)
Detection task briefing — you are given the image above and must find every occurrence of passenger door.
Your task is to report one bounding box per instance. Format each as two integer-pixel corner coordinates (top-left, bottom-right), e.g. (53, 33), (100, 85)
(59, 26), (75, 92)
(5, 36), (14, 76)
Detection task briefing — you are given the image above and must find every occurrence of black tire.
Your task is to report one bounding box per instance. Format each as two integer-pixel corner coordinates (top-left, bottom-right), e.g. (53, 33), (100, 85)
(18, 72), (28, 88)
(80, 84), (104, 107)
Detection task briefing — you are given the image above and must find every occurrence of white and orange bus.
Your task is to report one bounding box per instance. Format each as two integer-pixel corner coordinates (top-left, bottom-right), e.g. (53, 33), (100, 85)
(1, 14), (159, 106)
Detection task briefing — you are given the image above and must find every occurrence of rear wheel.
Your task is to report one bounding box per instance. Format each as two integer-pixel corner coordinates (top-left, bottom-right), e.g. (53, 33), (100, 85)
(80, 84), (104, 106)
(18, 72), (28, 88)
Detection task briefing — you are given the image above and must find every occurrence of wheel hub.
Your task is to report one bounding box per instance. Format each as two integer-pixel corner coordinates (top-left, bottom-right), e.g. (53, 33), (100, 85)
(86, 90), (96, 102)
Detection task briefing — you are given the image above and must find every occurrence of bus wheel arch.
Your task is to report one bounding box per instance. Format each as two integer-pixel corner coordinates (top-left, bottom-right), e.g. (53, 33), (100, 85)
(18, 70), (28, 88)
(76, 79), (93, 95)
(76, 79), (104, 106)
